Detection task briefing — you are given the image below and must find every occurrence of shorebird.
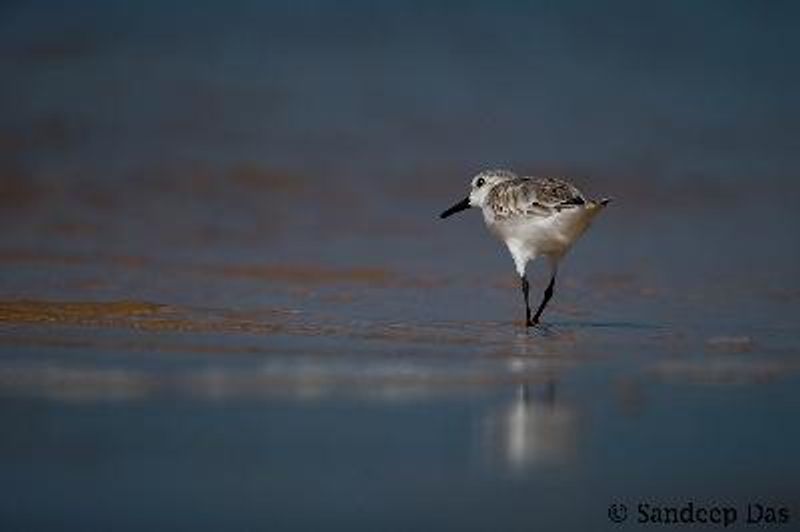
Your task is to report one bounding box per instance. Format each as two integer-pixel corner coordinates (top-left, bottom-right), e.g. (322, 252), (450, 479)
(440, 169), (610, 327)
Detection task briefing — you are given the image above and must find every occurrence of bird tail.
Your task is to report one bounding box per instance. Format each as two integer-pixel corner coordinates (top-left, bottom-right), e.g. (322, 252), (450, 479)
(587, 197), (612, 211)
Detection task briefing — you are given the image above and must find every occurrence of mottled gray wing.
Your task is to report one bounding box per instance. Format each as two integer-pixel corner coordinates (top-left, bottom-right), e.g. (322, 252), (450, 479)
(487, 177), (585, 220)
(529, 177), (586, 208)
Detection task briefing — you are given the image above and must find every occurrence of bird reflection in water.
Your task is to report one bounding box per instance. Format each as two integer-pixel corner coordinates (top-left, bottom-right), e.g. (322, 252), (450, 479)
(480, 379), (579, 472)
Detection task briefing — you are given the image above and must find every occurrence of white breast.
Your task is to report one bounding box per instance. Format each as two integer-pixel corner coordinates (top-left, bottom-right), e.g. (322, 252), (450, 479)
(483, 205), (601, 259)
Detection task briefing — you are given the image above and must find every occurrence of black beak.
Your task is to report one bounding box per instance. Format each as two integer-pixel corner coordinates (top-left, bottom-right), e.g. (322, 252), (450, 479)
(439, 197), (471, 219)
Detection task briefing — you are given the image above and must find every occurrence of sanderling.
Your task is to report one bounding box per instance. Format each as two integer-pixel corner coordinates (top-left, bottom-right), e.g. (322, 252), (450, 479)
(440, 169), (610, 327)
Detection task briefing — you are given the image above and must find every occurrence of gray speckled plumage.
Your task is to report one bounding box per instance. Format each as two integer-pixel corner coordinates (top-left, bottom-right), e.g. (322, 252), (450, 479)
(486, 176), (586, 220)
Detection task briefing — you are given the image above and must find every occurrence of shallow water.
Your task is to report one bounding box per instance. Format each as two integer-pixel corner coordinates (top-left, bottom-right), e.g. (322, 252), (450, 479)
(1, 1), (800, 530)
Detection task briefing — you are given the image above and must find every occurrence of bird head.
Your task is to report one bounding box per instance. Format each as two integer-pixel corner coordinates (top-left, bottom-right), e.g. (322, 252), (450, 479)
(440, 169), (517, 218)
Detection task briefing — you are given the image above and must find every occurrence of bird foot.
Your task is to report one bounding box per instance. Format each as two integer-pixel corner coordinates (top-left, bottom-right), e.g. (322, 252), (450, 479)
(525, 319), (539, 328)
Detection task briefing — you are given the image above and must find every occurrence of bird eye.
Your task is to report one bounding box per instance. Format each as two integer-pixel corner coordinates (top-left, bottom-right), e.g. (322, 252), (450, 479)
(476, 177), (485, 188)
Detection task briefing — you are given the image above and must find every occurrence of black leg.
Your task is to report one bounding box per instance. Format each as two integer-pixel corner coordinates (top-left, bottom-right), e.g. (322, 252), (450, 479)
(531, 274), (556, 325)
(520, 275), (532, 326)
